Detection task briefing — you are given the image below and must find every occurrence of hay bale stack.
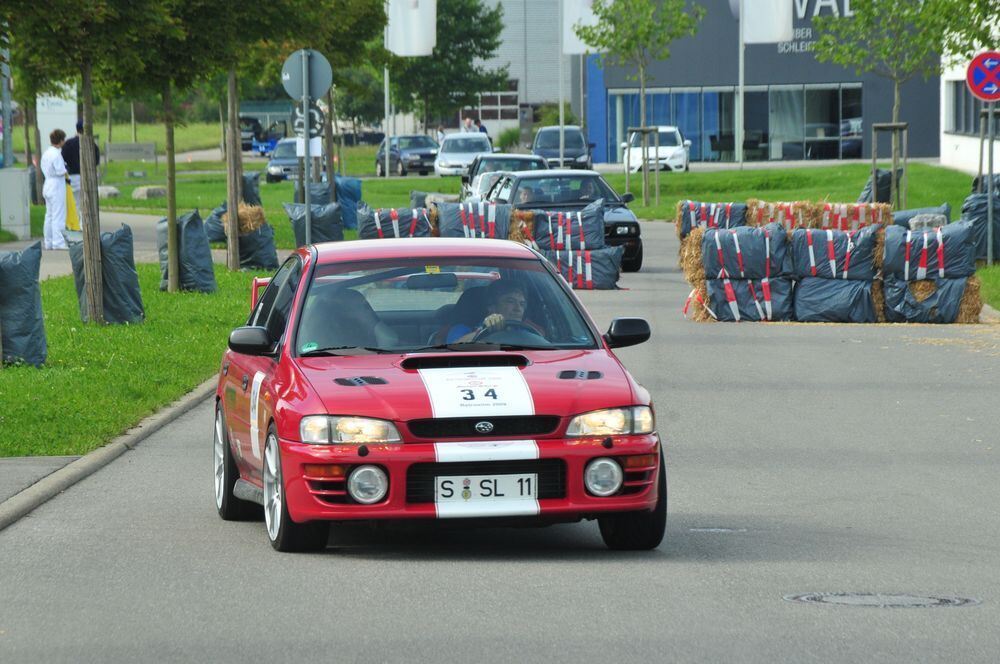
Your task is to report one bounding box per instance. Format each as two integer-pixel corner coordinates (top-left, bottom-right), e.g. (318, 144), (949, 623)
(508, 210), (535, 245)
(674, 200), (686, 239)
(222, 203), (266, 235)
(803, 202), (892, 230)
(746, 199), (810, 229)
(958, 276), (982, 324)
(872, 279), (886, 322)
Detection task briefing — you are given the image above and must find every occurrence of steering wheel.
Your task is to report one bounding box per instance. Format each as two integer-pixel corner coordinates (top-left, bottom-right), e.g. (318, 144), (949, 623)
(472, 319), (544, 342)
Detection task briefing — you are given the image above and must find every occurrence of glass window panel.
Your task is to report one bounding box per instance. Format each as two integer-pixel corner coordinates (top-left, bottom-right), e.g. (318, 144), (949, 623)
(500, 94), (518, 106)
(647, 93), (671, 126)
(769, 87), (804, 160)
(480, 95), (499, 106)
(841, 86), (863, 158)
(805, 88), (839, 138)
(673, 92), (702, 161)
(480, 108), (499, 120)
(500, 107), (518, 119)
(609, 93), (641, 162)
(703, 91), (735, 162)
(744, 91), (769, 161)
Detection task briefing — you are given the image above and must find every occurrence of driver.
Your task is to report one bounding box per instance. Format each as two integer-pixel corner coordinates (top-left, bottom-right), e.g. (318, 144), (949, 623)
(578, 178), (599, 200)
(446, 281), (540, 343)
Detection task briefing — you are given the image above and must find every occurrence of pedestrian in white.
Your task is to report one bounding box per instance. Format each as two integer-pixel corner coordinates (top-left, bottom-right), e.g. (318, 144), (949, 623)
(41, 128), (69, 250)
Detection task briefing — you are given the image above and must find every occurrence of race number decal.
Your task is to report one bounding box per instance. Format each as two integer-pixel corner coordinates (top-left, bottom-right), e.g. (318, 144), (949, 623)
(418, 367), (535, 418)
(248, 371), (266, 460)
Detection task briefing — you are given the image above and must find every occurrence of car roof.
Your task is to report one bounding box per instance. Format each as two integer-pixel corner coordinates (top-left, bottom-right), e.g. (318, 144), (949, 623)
(509, 169), (599, 179)
(311, 238), (539, 264)
(480, 153), (543, 161)
(537, 125), (582, 132)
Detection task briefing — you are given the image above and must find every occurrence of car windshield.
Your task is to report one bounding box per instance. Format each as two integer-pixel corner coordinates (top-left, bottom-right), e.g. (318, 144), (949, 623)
(629, 131), (680, 147)
(272, 142), (296, 158)
(398, 136), (437, 150)
(535, 130), (585, 150)
(511, 175), (619, 207)
(295, 257), (597, 354)
(442, 137), (491, 153)
(475, 158), (546, 176)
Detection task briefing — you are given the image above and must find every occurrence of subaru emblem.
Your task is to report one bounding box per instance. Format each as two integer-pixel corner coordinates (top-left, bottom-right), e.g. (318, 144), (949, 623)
(475, 421), (494, 434)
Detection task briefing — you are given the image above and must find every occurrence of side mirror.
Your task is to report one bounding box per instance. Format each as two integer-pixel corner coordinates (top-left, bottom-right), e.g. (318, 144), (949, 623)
(589, 142), (597, 149)
(621, 192), (635, 204)
(604, 318), (650, 349)
(461, 174), (471, 185)
(493, 146), (502, 153)
(229, 326), (275, 356)
(683, 139), (692, 148)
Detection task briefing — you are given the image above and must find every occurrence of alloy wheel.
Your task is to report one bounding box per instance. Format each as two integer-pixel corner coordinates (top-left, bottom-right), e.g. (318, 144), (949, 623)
(263, 435), (282, 541)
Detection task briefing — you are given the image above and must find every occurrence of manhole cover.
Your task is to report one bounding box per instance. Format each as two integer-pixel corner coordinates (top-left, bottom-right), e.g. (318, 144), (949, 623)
(785, 593), (980, 608)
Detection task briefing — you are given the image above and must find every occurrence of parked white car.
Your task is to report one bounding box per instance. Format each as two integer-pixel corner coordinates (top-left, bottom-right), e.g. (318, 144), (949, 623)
(621, 126), (691, 173)
(434, 134), (494, 176)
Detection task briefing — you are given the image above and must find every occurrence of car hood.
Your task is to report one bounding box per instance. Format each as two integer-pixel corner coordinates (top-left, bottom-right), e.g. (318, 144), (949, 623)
(534, 147), (587, 159)
(294, 349), (637, 425)
(437, 152), (486, 165)
(604, 206), (639, 223)
(268, 156), (298, 166)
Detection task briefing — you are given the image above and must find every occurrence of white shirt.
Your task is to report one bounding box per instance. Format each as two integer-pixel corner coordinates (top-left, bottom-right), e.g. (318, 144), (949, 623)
(40, 145), (67, 183)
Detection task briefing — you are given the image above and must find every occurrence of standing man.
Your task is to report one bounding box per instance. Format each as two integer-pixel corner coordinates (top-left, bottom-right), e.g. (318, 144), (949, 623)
(62, 120), (100, 196)
(474, 118), (489, 140)
(41, 129), (68, 250)
(462, 116), (475, 133)
(436, 125), (446, 144)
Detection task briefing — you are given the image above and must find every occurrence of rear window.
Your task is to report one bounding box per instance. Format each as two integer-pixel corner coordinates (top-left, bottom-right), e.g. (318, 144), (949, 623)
(272, 142), (296, 158)
(534, 130), (585, 150)
(398, 136), (437, 150)
(442, 136), (491, 153)
(477, 158), (546, 175)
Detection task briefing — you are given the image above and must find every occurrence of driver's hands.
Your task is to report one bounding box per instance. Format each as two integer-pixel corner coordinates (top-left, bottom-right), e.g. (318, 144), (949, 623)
(482, 313), (505, 332)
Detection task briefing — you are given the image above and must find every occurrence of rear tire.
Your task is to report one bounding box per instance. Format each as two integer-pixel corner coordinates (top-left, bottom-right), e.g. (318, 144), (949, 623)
(263, 427), (329, 552)
(214, 404), (260, 521)
(598, 451), (666, 551)
(622, 245), (643, 272)
(376, 161), (385, 178)
(396, 161), (406, 176)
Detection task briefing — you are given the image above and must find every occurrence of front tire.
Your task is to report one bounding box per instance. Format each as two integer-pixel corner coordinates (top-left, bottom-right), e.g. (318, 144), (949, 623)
(214, 404), (260, 521)
(622, 244), (643, 272)
(376, 161), (385, 178)
(598, 450), (666, 550)
(396, 161), (406, 176)
(263, 427), (328, 552)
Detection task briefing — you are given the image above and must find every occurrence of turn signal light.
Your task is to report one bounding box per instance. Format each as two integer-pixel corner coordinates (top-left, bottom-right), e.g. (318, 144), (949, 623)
(303, 464), (347, 478)
(623, 454), (657, 469)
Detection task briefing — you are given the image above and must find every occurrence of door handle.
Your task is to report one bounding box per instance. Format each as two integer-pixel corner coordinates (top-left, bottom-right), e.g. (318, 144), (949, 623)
(242, 374), (249, 391)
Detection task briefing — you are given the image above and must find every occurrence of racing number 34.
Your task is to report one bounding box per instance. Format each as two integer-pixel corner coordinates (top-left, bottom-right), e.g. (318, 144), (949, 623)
(461, 388), (499, 401)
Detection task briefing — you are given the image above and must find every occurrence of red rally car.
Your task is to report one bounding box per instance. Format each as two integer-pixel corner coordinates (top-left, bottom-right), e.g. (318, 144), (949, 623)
(214, 238), (665, 552)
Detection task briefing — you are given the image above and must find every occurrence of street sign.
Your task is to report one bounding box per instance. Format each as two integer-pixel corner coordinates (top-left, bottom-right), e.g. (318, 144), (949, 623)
(966, 51), (1000, 102)
(281, 49), (333, 100)
(292, 103), (325, 138)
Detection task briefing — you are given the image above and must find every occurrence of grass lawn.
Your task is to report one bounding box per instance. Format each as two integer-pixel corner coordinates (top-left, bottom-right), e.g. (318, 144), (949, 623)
(977, 265), (1000, 312)
(0, 263), (266, 457)
(10, 122), (224, 156)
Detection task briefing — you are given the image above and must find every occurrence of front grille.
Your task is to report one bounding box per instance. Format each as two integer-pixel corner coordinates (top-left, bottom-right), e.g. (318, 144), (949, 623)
(407, 415), (560, 439)
(406, 459), (565, 503)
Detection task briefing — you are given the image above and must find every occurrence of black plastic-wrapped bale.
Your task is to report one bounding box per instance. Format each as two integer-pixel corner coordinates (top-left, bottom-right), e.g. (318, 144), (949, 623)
(305, 182), (332, 206)
(705, 277), (794, 322)
(857, 168), (901, 203)
(242, 172), (262, 207)
(702, 222), (792, 280)
(541, 245), (623, 290)
(0, 242), (47, 366)
(238, 224), (279, 270)
(883, 275), (968, 324)
(971, 174), (1000, 195)
(679, 200), (747, 238)
(70, 225), (145, 324)
(204, 203), (228, 242)
(358, 206), (433, 239)
(960, 193), (1000, 261)
(283, 202), (344, 247)
(794, 278), (875, 323)
(410, 190), (428, 209)
(530, 200), (605, 250)
(435, 201), (515, 240)
(790, 225), (879, 281)
(893, 203), (951, 228)
(156, 210), (217, 293)
(335, 176), (362, 230)
(882, 221), (977, 280)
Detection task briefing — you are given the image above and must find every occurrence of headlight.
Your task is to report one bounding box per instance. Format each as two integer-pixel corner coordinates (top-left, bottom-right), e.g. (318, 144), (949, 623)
(406, 154), (420, 161)
(299, 415), (402, 444)
(267, 165), (282, 174)
(430, 149), (438, 155)
(575, 154), (589, 162)
(566, 406), (654, 436)
(615, 226), (630, 235)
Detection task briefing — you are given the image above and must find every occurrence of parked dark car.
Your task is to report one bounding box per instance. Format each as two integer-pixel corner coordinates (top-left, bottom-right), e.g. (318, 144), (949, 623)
(375, 135), (439, 177)
(461, 153), (548, 200)
(264, 138), (299, 182)
(485, 170), (643, 272)
(239, 117), (263, 152)
(531, 126), (594, 169)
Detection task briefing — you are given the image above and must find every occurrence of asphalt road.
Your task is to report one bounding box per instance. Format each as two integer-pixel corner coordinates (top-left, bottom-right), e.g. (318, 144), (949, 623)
(3, 222), (1000, 662)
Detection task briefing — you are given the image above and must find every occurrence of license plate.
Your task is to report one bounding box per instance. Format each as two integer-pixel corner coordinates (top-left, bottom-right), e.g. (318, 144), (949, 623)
(435, 473), (537, 503)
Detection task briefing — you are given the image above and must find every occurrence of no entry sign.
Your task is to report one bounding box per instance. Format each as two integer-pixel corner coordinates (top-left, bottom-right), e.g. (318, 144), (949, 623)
(967, 51), (1000, 102)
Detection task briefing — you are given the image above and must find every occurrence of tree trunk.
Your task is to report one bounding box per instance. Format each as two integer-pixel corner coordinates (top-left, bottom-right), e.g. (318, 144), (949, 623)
(324, 89), (337, 202)
(164, 83), (179, 293)
(225, 68), (241, 270)
(22, 109), (32, 168)
(32, 107), (44, 204)
(106, 98), (113, 154)
(218, 100), (225, 156)
(892, 78), (901, 208)
(79, 60), (105, 324)
(639, 61), (649, 207)
(131, 101), (137, 143)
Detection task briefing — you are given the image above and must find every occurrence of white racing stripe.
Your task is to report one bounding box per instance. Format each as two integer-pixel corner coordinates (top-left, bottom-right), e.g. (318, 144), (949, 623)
(418, 367), (534, 418)
(248, 371), (266, 460)
(434, 440), (539, 463)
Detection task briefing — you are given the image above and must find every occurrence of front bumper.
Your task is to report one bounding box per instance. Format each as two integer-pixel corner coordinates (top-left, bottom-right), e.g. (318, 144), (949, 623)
(279, 434), (661, 523)
(435, 164), (468, 176)
(404, 157), (436, 171)
(605, 235), (643, 260)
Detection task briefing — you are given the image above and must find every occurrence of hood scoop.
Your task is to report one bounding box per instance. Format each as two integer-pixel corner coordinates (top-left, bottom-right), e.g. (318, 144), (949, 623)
(401, 354), (528, 370)
(334, 376), (388, 386)
(558, 370), (603, 380)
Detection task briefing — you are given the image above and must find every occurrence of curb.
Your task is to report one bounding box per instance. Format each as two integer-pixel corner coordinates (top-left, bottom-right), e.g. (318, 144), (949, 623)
(0, 377), (218, 533)
(982, 303), (1000, 323)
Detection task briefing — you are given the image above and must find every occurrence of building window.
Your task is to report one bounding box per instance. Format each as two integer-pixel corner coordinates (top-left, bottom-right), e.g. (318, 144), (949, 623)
(948, 81), (1000, 136)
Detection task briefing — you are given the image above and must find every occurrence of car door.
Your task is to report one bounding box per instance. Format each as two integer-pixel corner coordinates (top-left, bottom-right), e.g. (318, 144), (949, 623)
(229, 257), (303, 481)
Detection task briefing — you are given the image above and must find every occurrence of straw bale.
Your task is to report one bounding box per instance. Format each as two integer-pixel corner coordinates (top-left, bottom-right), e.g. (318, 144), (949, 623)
(428, 206), (440, 237)
(872, 279), (886, 322)
(508, 210), (534, 244)
(957, 276), (982, 324)
(674, 200), (685, 239)
(680, 227), (705, 286)
(222, 203), (266, 235)
(684, 277), (713, 322)
(745, 199), (810, 229)
(908, 280), (937, 303)
(872, 226), (885, 273)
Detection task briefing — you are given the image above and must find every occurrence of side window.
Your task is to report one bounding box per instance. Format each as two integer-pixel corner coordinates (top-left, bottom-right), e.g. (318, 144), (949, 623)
(249, 258), (301, 337)
(263, 260), (302, 342)
(496, 177), (514, 203)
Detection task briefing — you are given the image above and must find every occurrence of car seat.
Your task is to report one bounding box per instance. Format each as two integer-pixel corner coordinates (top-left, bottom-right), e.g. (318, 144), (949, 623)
(427, 287), (488, 345)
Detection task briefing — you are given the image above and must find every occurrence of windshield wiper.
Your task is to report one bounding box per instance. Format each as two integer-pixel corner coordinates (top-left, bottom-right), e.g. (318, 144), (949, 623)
(300, 346), (392, 356)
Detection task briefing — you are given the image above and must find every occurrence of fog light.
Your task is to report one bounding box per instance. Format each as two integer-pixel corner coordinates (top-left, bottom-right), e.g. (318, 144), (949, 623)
(584, 458), (623, 497)
(347, 465), (388, 504)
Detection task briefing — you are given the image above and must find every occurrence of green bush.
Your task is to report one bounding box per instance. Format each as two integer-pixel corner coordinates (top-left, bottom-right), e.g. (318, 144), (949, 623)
(497, 127), (522, 151)
(535, 102), (578, 129)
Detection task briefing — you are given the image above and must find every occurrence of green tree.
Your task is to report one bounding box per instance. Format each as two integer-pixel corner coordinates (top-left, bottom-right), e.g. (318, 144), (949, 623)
(336, 63), (387, 134)
(389, 0), (508, 130)
(937, 0), (999, 62)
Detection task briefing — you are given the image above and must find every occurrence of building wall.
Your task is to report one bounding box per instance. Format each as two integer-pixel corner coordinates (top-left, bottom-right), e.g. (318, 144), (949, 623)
(940, 57), (1000, 176)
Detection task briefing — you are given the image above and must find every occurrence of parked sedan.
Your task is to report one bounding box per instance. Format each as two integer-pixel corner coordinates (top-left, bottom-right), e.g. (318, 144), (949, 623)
(434, 133), (494, 176)
(375, 135), (439, 177)
(622, 126), (690, 173)
(461, 153), (548, 200)
(532, 125), (593, 169)
(214, 239), (663, 552)
(485, 170), (644, 272)
(264, 138), (299, 183)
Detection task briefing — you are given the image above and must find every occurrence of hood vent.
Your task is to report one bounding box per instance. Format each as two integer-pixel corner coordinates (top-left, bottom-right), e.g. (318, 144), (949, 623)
(402, 355), (528, 370)
(334, 376), (388, 386)
(558, 370), (603, 380)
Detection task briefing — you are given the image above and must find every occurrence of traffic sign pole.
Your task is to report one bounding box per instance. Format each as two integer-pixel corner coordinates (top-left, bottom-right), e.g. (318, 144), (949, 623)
(967, 52), (1000, 264)
(301, 49), (312, 246)
(989, 103), (995, 264)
